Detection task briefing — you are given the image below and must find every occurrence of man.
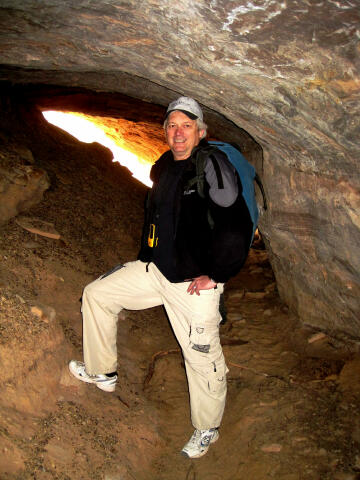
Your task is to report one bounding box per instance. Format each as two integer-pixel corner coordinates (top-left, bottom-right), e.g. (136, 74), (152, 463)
(69, 96), (253, 458)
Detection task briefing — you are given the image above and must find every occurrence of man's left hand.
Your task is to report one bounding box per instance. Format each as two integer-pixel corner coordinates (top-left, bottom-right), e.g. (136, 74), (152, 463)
(186, 275), (217, 296)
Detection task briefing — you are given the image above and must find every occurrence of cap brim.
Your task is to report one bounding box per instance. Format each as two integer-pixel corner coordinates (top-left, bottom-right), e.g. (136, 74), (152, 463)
(165, 109), (198, 120)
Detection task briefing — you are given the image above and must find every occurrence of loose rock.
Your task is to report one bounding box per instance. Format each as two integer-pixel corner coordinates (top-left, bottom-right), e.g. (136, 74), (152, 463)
(261, 443), (283, 453)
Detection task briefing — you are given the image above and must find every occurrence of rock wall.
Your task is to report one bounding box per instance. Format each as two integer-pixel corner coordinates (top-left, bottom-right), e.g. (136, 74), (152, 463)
(0, 0), (359, 338)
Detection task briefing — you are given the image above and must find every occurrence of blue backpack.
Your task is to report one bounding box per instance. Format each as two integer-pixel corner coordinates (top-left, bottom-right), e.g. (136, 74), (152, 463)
(190, 141), (266, 242)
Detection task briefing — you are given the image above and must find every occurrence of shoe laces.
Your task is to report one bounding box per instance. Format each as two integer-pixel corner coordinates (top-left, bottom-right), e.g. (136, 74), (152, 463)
(200, 431), (213, 446)
(191, 429), (213, 446)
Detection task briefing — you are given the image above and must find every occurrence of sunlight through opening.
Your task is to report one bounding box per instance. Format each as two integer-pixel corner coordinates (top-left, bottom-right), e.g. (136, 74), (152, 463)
(42, 111), (152, 187)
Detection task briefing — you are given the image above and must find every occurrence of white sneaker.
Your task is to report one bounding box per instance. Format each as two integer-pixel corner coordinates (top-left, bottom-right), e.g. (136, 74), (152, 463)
(181, 428), (219, 458)
(68, 360), (117, 392)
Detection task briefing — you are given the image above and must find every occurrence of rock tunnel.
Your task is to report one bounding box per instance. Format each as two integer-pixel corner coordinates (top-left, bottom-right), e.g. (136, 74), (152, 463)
(0, 0), (358, 338)
(0, 1), (359, 479)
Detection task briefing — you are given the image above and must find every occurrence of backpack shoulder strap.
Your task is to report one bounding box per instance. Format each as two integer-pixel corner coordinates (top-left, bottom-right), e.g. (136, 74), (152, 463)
(187, 145), (224, 198)
(209, 153), (224, 189)
(255, 172), (267, 211)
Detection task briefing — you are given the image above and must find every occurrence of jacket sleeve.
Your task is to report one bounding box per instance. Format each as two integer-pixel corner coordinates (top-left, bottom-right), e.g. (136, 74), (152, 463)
(204, 150), (238, 207)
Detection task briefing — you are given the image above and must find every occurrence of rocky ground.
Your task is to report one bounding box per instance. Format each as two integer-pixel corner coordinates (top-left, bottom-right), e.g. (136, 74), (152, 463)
(1, 116), (360, 480)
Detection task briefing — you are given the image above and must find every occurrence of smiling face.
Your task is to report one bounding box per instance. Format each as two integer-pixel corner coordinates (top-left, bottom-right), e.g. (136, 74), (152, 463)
(165, 111), (204, 161)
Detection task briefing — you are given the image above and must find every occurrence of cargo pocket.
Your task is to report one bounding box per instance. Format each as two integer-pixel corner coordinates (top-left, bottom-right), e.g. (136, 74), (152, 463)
(189, 322), (213, 354)
(206, 362), (229, 395)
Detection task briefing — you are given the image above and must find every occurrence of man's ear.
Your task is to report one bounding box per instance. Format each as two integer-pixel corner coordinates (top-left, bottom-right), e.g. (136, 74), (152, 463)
(199, 129), (205, 139)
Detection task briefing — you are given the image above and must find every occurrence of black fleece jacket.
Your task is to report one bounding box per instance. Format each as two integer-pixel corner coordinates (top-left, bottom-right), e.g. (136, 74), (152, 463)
(138, 140), (253, 283)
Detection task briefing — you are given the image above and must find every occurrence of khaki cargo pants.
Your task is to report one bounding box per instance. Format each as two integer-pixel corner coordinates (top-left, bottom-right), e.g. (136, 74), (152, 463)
(81, 260), (228, 430)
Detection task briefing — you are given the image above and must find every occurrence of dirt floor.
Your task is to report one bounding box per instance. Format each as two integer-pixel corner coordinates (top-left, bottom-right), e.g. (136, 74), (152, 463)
(1, 118), (360, 480)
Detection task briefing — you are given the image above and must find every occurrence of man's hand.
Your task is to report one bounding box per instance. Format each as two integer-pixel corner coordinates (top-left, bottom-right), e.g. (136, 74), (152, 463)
(186, 275), (217, 296)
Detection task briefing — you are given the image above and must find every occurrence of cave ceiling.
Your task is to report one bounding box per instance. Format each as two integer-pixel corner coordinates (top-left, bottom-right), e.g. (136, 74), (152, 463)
(0, 0), (358, 165)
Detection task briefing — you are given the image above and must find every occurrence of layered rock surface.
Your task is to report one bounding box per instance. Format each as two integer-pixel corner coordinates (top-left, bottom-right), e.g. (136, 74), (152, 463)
(0, 0), (359, 336)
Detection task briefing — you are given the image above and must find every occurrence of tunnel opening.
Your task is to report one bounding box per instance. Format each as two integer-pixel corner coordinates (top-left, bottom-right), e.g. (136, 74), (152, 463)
(42, 110), (154, 187)
(25, 84), (264, 164)
(33, 86), (266, 205)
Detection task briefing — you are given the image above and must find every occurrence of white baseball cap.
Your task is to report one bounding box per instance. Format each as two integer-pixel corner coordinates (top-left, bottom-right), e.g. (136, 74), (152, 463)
(165, 96), (203, 121)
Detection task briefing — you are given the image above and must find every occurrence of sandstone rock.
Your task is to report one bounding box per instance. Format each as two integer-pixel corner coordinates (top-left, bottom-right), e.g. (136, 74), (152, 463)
(259, 400), (278, 407)
(265, 282), (277, 293)
(227, 312), (243, 322)
(16, 216), (60, 240)
(249, 267), (264, 274)
(317, 448), (328, 457)
(15, 294), (25, 304)
(333, 473), (359, 480)
(228, 290), (245, 300)
(308, 332), (328, 344)
(245, 291), (267, 300)
(353, 454), (360, 470)
(338, 358), (360, 400)
(30, 304), (56, 323)
(260, 443), (282, 453)
(292, 437), (308, 443)
(0, 142), (50, 225)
